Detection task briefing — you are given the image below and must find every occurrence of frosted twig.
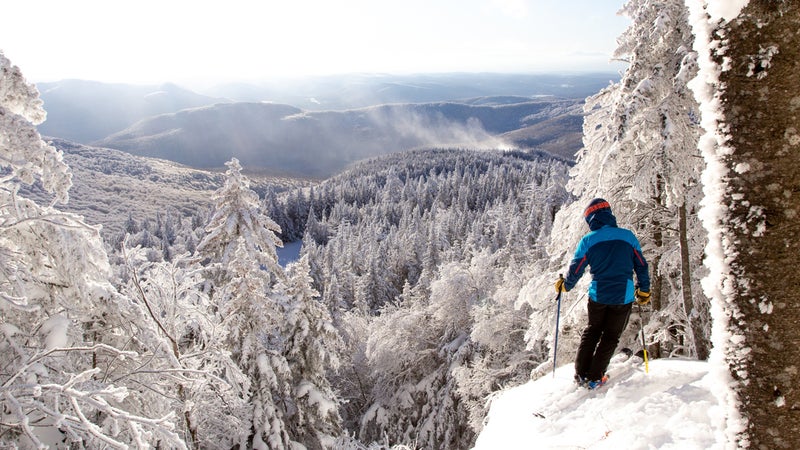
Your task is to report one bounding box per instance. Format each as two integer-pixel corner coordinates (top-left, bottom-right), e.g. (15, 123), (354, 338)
(69, 395), (127, 449)
(3, 344), (138, 388)
(0, 291), (39, 311)
(2, 390), (45, 449)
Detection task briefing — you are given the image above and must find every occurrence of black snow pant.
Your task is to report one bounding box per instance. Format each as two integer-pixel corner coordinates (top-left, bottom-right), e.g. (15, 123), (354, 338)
(574, 300), (633, 381)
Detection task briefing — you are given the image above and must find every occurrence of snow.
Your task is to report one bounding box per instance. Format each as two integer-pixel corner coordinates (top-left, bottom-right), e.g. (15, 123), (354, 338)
(42, 314), (69, 350)
(706, 0), (749, 22)
(684, 0), (749, 445)
(474, 357), (725, 450)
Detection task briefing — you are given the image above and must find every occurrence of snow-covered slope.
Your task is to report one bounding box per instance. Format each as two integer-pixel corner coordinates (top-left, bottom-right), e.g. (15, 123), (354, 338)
(18, 138), (311, 237)
(474, 356), (726, 449)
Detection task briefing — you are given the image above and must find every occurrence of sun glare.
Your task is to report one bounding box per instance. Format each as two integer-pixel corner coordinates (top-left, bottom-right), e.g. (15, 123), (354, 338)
(0, 0), (628, 85)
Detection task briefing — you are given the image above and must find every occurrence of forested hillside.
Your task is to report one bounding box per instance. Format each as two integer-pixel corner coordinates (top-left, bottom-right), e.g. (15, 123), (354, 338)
(2, 52), (577, 446)
(0, 3), (715, 442)
(4, 0), (797, 447)
(18, 139), (309, 237)
(267, 148), (572, 447)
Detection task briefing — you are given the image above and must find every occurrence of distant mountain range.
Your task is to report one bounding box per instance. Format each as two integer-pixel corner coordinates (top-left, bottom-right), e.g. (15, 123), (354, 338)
(94, 97), (584, 178)
(201, 72), (618, 110)
(36, 80), (225, 143)
(34, 73), (614, 178)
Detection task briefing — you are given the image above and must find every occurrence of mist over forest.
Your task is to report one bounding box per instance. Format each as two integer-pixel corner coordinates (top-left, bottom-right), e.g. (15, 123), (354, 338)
(35, 73), (612, 177)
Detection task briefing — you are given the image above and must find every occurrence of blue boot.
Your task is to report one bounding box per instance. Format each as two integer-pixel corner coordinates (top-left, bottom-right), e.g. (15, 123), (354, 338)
(587, 375), (609, 390)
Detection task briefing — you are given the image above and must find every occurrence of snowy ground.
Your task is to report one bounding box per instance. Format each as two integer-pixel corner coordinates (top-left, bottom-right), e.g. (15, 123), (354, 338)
(473, 355), (726, 449)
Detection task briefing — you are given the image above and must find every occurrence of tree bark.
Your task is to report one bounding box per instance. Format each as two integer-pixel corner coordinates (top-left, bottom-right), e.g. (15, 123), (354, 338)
(717, 2), (800, 448)
(649, 185), (664, 359)
(679, 201), (709, 360)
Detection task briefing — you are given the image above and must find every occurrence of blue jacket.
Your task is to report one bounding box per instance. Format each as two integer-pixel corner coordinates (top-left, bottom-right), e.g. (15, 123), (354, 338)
(564, 209), (650, 305)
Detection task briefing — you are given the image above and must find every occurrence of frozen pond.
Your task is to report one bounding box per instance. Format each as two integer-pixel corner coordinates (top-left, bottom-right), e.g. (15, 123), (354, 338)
(277, 241), (303, 267)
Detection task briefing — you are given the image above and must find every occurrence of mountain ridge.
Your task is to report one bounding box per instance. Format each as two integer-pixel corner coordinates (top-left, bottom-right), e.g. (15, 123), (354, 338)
(33, 74), (600, 180)
(36, 79), (228, 142)
(94, 98), (584, 178)
(203, 72), (618, 110)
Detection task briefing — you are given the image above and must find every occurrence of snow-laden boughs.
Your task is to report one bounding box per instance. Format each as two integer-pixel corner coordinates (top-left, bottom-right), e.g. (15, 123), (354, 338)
(0, 51), (71, 205)
(358, 251), (535, 449)
(275, 149), (569, 447)
(279, 255), (343, 449)
(1, 51), (188, 448)
(539, 0), (711, 361)
(197, 157), (283, 287)
(215, 237), (295, 449)
(118, 244), (251, 448)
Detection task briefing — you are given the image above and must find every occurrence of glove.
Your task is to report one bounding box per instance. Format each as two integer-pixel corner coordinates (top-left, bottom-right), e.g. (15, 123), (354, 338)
(634, 288), (651, 305)
(554, 277), (567, 293)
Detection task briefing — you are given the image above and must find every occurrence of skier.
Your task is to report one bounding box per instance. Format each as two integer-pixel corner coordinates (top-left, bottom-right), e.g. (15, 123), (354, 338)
(554, 198), (651, 389)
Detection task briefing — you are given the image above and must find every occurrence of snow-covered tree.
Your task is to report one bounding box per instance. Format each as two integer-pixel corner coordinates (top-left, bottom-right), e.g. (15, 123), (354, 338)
(197, 157), (283, 288)
(117, 243), (250, 448)
(215, 237), (294, 448)
(279, 255), (343, 449)
(0, 51), (186, 448)
(358, 249), (535, 449)
(542, 0), (709, 360)
(196, 157), (315, 448)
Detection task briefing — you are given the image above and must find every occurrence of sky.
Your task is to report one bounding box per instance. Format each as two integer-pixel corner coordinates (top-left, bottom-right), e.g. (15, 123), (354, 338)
(1, 0), (629, 87)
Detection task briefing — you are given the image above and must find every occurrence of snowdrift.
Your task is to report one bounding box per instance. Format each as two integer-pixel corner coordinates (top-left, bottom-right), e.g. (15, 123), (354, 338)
(473, 356), (727, 449)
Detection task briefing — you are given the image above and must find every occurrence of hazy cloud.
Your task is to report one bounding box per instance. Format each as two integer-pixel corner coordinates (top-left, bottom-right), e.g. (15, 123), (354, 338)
(367, 107), (514, 151)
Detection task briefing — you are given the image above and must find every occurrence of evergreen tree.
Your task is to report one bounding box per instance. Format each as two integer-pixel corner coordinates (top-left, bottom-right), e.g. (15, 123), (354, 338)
(197, 157), (284, 287)
(196, 158), (302, 448)
(0, 51), (186, 448)
(279, 255), (343, 449)
(216, 237), (294, 449)
(125, 211), (139, 234)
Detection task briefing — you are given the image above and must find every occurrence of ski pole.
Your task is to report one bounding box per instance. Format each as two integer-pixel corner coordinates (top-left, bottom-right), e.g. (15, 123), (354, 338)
(637, 303), (649, 374)
(553, 274), (564, 378)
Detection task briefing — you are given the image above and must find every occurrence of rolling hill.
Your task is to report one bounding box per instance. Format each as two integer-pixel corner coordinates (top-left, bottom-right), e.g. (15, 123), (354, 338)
(36, 80), (227, 143)
(33, 73), (600, 180)
(20, 139), (311, 238)
(94, 98), (584, 178)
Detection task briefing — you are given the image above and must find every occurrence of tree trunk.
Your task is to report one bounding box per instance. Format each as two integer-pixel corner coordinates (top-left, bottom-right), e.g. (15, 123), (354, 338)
(649, 183), (664, 359)
(716, 2), (800, 448)
(679, 201), (709, 360)
(648, 255), (664, 359)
